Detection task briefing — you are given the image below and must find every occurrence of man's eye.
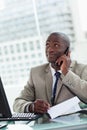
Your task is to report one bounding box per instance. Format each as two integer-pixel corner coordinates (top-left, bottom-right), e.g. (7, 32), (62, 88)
(46, 43), (50, 47)
(54, 44), (59, 47)
(54, 42), (60, 47)
(55, 44), (58, 47)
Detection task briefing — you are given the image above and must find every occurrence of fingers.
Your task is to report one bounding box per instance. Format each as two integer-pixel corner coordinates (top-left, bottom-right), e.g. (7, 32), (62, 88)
(55, 54), (71, 75)
(34, 99), (50, 114)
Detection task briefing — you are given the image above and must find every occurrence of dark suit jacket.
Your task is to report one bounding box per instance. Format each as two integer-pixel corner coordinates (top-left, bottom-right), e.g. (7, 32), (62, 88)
(13, 60), (87, 112)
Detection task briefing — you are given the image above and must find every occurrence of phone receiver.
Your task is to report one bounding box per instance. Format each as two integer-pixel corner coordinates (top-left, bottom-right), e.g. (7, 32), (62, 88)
(55, 47), (69, 66)
(64, 47), (69, 56)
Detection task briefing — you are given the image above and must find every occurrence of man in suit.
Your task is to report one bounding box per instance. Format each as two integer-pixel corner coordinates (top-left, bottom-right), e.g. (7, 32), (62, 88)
(13, 32), (87, 114)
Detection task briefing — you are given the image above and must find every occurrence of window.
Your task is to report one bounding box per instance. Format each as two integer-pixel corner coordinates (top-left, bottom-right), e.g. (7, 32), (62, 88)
(0, 0), (87, 110)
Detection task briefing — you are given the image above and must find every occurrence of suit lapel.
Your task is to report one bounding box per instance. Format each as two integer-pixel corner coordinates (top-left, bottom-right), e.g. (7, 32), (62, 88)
(44, 61), (76, 105)
(55, 79), (63, 103)
(55, 61), (76, 104)
(45, 65), (52, 104)
(44, 65), (64, 105)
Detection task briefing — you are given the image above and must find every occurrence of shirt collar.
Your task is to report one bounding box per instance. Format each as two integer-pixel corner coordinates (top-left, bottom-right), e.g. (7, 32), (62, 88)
(49, 64), (61, 77)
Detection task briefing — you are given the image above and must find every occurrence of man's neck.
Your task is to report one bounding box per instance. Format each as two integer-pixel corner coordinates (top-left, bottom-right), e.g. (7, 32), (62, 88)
(51, 63), (60, 71)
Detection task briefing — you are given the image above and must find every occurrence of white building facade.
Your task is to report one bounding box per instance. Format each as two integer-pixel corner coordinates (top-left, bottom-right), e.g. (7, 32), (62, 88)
(0, 0), (85, 86)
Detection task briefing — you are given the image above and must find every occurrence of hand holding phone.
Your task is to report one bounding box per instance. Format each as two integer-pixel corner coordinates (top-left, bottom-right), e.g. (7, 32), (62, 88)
(54, 46), (71, 75)
(55, 47), (69, 66)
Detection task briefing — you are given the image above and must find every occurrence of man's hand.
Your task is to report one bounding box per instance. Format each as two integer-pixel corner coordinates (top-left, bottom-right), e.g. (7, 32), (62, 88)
(56, 52), (71, 75)
(29, 99), (50, 114)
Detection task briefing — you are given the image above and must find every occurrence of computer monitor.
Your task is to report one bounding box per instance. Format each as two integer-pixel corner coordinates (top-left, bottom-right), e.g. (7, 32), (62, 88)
(0, 77), (42, 121)
(0, 77), (12, 118)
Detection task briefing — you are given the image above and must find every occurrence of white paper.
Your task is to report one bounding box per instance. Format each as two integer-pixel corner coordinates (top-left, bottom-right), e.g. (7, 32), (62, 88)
(64, 103), (81, 115)
(47, 96), (81, 119)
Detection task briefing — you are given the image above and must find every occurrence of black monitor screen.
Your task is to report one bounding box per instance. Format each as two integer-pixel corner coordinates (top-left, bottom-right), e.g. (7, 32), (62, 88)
(0, 78), (12, 118)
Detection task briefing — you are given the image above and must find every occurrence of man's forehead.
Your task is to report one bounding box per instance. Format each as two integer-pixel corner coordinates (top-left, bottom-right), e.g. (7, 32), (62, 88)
(47, 34), (64, 42)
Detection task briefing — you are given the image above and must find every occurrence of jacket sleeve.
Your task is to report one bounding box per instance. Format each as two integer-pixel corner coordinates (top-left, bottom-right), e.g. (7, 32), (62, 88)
(13, 69), (35, 113)
(61, 65), (87, 103)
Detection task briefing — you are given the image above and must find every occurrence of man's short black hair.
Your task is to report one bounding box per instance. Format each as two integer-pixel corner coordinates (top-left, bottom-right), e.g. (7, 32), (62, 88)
(49, 32), (70, 48)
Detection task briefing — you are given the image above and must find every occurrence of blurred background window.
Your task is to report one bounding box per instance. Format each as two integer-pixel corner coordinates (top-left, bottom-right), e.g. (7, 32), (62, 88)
(0, 0), (87, 111)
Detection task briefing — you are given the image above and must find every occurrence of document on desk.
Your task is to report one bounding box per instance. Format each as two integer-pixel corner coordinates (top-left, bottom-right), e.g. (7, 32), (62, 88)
(47, 96), (81, 119)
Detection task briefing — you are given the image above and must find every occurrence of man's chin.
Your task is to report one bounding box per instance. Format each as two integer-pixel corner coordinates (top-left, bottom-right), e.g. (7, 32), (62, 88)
(47, 58), (56, 63)
(48, 60), (55, 64)
(49, 62), (57, 67)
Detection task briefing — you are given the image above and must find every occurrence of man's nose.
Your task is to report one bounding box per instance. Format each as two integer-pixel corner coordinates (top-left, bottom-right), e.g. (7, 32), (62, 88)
(48, 46), (54, 52)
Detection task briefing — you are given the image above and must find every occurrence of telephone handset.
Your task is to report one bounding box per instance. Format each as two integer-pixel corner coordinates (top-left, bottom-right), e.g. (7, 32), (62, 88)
(64, 47), (69, 56)
(55, 47), (69, 66)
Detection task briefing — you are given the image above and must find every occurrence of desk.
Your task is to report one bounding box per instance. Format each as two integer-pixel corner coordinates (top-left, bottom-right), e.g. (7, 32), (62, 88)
(1, 113), (87, 130)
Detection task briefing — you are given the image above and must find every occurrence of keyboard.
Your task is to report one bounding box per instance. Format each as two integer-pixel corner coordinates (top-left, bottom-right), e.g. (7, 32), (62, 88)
(0, 113), (42, 121)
